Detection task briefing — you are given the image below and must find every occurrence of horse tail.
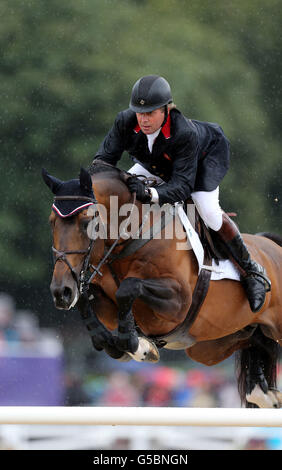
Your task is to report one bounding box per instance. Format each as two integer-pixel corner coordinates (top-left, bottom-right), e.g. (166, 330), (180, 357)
(256, 231), (282, 247)
(235, 327), (280, 407)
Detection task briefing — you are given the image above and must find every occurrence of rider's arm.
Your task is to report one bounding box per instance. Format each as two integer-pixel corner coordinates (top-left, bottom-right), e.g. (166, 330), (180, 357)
(151, 131), (199, 205)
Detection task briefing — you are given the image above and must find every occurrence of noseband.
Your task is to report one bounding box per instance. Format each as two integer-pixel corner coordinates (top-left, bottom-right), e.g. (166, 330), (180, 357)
(52, 244), (95, 289)
(52, 195), (98, 292)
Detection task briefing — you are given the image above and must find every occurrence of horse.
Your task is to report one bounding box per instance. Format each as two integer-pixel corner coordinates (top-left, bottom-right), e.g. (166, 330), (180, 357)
(42, 162), (282, 408)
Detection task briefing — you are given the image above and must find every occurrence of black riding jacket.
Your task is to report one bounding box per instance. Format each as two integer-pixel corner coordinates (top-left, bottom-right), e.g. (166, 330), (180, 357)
(94, 108), (230, 205)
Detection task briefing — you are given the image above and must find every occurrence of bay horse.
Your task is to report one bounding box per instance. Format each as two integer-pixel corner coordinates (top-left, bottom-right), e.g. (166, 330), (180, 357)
(43, 163), (282, 408)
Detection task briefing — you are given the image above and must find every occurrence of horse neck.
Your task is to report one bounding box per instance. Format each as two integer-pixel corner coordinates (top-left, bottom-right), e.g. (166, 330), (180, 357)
(92, 173), (132, 208)
(92, 173), (141, 245)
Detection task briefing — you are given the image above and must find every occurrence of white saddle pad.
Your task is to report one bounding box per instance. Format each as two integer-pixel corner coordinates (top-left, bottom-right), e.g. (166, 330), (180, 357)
(176, 204), (240, 282)
(129, 161), (240, 282)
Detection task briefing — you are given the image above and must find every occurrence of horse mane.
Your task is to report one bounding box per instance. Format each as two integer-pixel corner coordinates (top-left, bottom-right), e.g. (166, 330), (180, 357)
(88, 160), (121, 176)
(88, 159), (132, 184)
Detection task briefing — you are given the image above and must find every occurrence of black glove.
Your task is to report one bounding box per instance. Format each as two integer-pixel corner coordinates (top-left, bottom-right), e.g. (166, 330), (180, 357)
(127, 177), (151, 203)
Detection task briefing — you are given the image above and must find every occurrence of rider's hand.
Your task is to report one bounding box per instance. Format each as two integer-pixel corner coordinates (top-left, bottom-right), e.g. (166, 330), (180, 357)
(127, 177), (152, 203)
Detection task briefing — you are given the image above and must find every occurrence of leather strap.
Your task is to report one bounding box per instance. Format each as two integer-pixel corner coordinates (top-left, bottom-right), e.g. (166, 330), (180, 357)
(184, 255), (212, 328)
(108, 205), (175, 264)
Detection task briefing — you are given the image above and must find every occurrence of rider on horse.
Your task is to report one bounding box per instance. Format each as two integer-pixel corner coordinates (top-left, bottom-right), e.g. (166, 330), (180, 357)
(92, 74), (270, 313)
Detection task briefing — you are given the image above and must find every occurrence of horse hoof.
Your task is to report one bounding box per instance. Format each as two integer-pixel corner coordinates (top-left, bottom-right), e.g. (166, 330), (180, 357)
(127, 337), (160, 363)
(268, 388), (282, 408)
(116, 352), (132, 362)
(246, 384), (280, 408)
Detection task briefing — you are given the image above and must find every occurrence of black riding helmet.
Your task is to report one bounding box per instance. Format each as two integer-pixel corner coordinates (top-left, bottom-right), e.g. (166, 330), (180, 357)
(129, 75), (173, 113)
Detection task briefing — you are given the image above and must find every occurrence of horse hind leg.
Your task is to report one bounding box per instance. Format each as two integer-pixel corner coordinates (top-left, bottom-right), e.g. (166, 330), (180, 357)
(236, 327), (281, 408)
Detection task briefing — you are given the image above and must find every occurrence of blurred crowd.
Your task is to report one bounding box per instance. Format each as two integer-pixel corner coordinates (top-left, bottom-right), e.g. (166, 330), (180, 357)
(0, 292), (61, 355)
(63, 363), (282, 450)
(0, 290), (245, 411)
(64, 365), (243, 408)
(0, 291), (245, 408)
(0, 291), (281, 450)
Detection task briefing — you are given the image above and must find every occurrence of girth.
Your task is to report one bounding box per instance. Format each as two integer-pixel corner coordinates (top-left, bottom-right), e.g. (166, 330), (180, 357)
(104, 203), (213, 349)
(146, 210), (215, 349)
(146, 252), (212, 350)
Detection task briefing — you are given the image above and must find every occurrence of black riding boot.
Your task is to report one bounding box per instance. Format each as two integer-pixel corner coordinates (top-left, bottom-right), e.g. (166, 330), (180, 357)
(217, 214), (271, 313)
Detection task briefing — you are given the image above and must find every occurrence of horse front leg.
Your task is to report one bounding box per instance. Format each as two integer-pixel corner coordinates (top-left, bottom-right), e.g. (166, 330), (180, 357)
(115, 277), (160, 362)
(114, 278), (143, 355)
(115, 276), (184, 362)
(77, 287), (130, 362)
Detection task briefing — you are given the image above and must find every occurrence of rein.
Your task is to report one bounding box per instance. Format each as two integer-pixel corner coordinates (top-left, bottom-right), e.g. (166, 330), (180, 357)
(51, 160), (162, 294)
(50, 163), (214, 352)
(81, 191), (137, 291)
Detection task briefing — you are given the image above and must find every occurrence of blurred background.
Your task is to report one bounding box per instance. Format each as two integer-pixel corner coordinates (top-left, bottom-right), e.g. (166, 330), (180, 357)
(0, 0), (281, 450)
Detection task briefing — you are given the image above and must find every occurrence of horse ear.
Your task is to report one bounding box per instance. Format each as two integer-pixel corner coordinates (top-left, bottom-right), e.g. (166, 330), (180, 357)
(79, 167), (93, 193)
(42, 168), (62, 194)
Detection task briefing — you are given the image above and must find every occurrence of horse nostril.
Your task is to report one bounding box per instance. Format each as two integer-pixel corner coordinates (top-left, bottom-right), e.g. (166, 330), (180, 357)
(52, 286), (73, 307)
(63, 286), (72, 303)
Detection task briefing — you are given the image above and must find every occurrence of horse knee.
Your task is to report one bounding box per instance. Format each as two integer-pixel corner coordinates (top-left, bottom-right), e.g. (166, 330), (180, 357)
(115, 277), (142, 306)
(115, 278), (140, 354)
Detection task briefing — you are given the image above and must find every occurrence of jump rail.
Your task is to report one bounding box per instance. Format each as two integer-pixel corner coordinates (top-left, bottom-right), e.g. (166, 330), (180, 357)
(0, 407), (281, 427)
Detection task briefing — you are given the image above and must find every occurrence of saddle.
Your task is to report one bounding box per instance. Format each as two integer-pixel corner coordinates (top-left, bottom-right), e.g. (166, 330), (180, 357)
(147, 208), (237, 351)
(145, 199), (239, 350)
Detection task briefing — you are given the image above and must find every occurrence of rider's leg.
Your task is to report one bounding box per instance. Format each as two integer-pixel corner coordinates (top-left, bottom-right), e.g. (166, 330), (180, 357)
(191, 188), (271, 313)
(191, 187), (223, 231)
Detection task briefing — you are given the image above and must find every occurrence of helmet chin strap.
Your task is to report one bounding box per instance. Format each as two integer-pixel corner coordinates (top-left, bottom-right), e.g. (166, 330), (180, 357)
(161, 105), (169, 127)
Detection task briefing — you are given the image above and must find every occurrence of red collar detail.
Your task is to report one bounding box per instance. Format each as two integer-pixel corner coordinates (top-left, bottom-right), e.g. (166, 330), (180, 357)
(133, 113), (171, 139)
(161, 112), (171, 139)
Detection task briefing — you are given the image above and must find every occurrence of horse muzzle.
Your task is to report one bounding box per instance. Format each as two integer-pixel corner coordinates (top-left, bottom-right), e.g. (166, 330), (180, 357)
(50, 279), (79, 310)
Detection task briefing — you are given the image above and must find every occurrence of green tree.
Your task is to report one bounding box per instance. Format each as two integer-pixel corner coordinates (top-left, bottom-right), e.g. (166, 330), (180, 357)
(0, 0), (280, 320)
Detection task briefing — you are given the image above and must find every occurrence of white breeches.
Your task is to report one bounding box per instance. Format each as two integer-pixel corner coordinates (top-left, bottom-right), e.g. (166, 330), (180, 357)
(128, 163), (223, 231)
(191, 188), (223, 231)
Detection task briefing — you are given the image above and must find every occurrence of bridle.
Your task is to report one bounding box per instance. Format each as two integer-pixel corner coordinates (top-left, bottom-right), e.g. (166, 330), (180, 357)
(51, 191), (137, 296)
(51, 195), (97, 293)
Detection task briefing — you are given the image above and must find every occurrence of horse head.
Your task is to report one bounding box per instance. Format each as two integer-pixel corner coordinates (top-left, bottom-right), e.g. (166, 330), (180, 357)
(42, 167), (96, 310)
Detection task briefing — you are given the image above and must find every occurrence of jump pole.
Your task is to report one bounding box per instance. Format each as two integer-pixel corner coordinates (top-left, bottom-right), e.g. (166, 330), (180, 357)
(0, 407), (281, 427)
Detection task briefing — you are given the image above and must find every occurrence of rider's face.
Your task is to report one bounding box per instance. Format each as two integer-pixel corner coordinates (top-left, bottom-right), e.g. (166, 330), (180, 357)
(136, 108), (165, 135)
